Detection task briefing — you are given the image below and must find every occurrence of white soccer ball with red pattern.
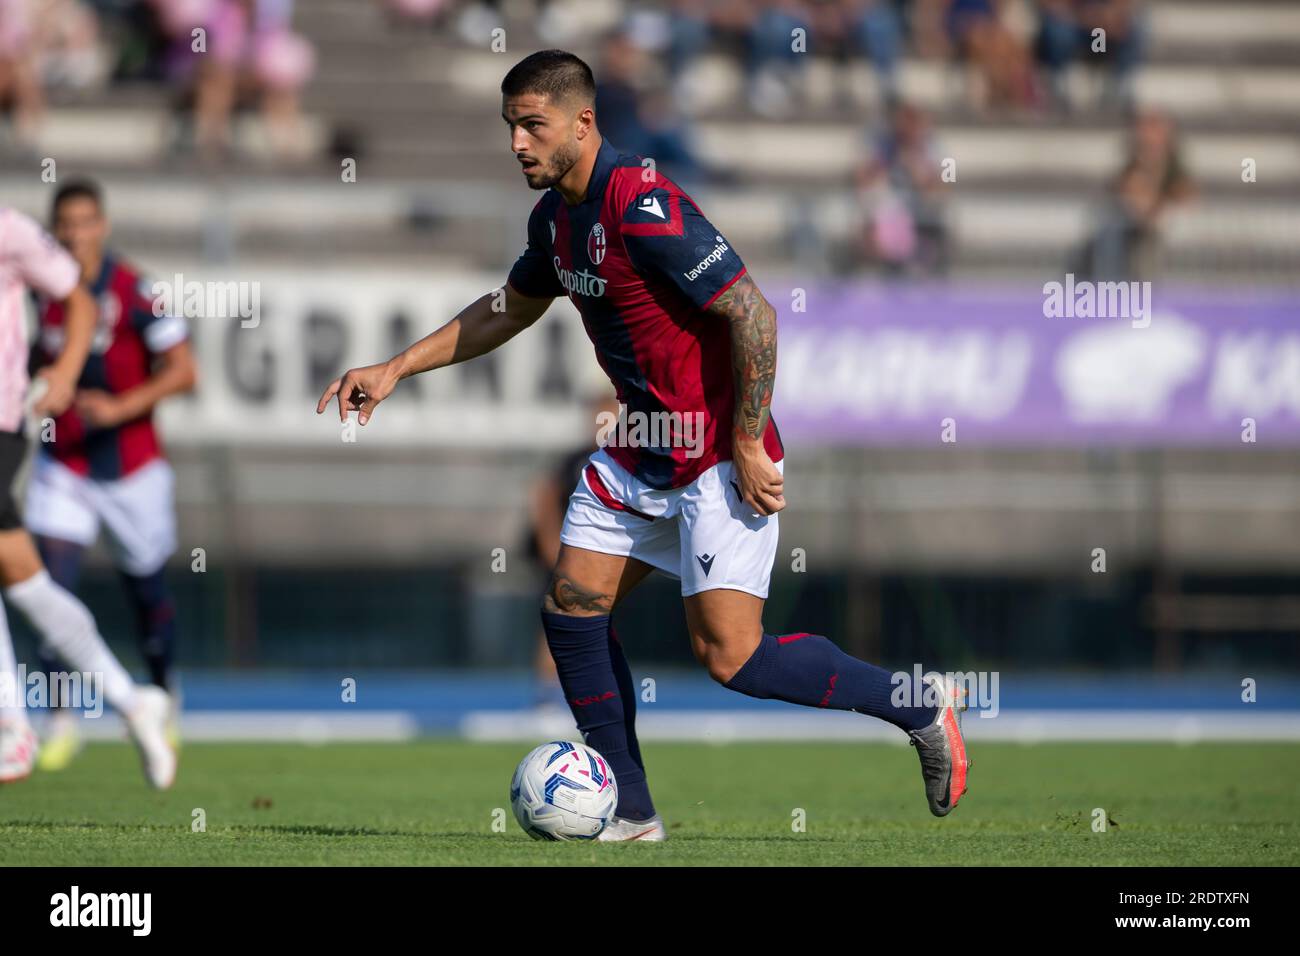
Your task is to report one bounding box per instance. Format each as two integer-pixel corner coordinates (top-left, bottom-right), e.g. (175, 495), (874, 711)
(510, 741), (618, 841)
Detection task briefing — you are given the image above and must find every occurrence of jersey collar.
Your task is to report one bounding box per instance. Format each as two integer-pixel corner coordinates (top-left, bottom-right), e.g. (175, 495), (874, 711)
(579, 137), (618, 205)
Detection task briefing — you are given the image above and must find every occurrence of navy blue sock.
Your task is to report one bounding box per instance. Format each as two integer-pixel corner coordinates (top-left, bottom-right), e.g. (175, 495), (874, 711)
(541, 611), (655, 821)
(724, 632), (936, 731)
(35, 537), (84, 709)
(120, 569), (177, 690)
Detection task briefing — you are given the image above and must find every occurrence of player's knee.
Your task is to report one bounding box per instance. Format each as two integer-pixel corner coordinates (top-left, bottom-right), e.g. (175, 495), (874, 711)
(702, 651), (747, 686)
(691, 633), (750, 685)
(35, 536), (84, 589)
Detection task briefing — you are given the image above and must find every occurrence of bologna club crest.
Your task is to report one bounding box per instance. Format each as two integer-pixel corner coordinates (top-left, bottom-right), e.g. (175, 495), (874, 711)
(587, 222), (606, 265)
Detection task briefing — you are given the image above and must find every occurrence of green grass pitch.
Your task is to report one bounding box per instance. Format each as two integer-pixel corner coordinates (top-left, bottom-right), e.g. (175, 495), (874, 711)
(2, 741), (1297, 866)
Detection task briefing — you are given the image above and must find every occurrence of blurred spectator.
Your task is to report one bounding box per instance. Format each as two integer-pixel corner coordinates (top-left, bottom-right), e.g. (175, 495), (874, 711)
(1074, 109), (1194, 280)
(747, 0), (812, 118)
(150, 0), (316, 162)
(380, 0), (451, 20)
(782, 0), (906, 108)
(922, 0), (1040, 111)
(32, 0), (109, 89)
(458, 1), (907, 120)
(452, 0), (503, 44)
(106, 0), (177, 82)
(0, 0), (44, 146)
(854, 100), (949, 275)
(843, 0), (906, 105)
(664, 0), (713, 82)
(1, 0), (110, 149)
(659, 0), (758, 111)
(595, 28), (703, 185)
(1035, 0), (1147, 112)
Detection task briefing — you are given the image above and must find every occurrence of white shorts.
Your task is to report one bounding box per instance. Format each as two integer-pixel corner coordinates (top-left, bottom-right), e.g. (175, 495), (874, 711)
(23, 454), (177, 577)
(559, 448), (781, 599)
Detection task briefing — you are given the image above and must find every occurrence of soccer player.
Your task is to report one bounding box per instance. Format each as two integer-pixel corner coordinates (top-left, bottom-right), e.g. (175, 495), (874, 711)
(318, 50), (969, 838)
(25, 179), (195, 771)
(0, 203), (175, 789)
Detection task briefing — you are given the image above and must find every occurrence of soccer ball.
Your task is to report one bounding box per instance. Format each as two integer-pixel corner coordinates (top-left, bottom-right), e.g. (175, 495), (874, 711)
(510, 741), (618, 841)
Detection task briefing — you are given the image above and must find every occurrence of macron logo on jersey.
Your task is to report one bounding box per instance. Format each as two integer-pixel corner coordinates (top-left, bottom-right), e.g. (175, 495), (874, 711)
(622, 188), (683, 238)
(636, 195), (666, 219)
(684, 235), (731, 283)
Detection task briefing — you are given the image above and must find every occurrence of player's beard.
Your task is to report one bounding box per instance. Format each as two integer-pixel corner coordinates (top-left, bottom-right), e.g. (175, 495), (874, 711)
(529, 137), (581, 191)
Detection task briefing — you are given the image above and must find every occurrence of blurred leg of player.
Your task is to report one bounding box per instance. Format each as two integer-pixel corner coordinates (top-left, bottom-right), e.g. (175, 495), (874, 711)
(0, 524), (176, 789)
(119, 565), (179, 700)
(25, 454), (181, 771)
(32, 535), (86, 770)
(0, 593), (39, 782)
(99, 462), (182, 730)
(0, 431), (40, 781)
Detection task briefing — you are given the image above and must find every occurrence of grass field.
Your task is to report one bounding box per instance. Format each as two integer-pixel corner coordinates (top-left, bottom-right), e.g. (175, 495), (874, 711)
(1, 740), (1297, 865)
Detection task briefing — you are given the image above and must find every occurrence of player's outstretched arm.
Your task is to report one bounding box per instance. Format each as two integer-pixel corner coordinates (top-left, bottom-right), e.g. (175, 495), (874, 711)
(709, 273), (785, 516)
(316, 283), (552, 424)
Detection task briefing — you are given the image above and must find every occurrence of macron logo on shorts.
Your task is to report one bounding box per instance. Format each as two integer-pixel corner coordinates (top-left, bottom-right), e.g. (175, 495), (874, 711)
(696, 553), (715, 576)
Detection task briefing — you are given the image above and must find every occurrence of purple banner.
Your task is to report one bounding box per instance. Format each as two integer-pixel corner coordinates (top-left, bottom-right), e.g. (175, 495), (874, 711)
(772, 283), (1300, 446)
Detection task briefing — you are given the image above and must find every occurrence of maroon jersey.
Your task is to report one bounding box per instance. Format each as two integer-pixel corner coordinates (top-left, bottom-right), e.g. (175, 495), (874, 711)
(508, 139), (783, 490)
(33, 253), (188, 480)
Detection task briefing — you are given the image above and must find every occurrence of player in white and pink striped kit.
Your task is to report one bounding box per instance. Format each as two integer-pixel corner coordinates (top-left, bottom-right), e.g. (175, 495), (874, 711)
(0, 205), (175, 788)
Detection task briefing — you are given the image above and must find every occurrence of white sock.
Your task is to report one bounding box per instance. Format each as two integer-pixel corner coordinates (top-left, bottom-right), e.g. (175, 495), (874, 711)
(4, 570), (138, 714)
(0, 598), (28, 726)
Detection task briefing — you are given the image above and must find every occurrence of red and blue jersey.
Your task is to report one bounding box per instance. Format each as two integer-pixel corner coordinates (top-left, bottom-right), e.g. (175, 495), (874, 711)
(32, 253), (188, 481)
(508, 138), (784, 490)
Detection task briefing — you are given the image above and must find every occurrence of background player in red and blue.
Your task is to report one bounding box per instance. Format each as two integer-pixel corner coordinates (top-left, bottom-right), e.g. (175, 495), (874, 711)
(27, 179), (197, 770)
(319, 51), (970, 838)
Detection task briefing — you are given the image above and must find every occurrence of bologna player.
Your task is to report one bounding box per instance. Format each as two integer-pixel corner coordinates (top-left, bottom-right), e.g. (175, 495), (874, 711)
(25, 179), (195, 771)
(0, 203), (175, 788)
(318, 51), (969, 838)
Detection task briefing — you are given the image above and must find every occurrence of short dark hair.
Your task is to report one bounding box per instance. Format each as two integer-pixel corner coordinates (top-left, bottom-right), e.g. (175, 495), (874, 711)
(51, 177), (104, 218)
(500, 50), (596, 109)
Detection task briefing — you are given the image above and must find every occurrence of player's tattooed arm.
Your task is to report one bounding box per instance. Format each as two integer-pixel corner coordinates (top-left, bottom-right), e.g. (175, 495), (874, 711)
(711, 273), (777, 442)
(709, 273), (785, 516)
